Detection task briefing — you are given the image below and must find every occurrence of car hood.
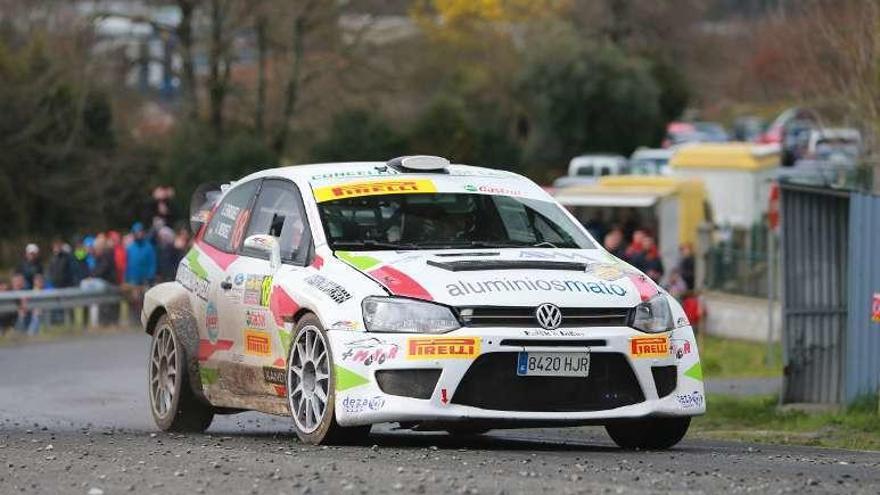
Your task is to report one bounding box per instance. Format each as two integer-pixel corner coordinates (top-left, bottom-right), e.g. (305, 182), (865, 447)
(333, 248), (659, 308)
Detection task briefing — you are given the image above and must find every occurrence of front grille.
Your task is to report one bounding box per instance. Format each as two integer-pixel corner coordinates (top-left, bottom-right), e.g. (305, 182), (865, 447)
(459, 306), (630, 328)
(376, 369), (441, 399)
(451, 352), (644, 412)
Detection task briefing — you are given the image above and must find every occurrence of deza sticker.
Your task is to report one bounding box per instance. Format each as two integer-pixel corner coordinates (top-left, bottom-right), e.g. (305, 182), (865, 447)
(313, 179), (436, 202)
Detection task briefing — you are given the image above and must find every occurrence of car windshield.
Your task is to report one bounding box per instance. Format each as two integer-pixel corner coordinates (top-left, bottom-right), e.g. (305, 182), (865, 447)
(317, 193), (595, 250)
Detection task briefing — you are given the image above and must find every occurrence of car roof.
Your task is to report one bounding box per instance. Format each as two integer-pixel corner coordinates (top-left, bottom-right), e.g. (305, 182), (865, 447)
(233, 161), (527, 186)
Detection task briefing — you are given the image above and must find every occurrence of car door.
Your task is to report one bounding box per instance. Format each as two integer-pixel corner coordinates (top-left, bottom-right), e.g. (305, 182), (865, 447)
(191, 179), (260, 401)
(220, 178), (312, 398)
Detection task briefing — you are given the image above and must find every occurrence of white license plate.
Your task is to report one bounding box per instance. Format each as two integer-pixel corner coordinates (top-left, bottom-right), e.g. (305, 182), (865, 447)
(516, 352), (590, 377)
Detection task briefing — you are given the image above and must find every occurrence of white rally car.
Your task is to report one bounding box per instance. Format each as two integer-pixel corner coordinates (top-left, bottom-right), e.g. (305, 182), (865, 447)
(142, 156), (705, 448)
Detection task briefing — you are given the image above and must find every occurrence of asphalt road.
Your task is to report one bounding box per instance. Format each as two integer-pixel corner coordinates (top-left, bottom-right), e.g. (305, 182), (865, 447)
(1, 333), (879, 495)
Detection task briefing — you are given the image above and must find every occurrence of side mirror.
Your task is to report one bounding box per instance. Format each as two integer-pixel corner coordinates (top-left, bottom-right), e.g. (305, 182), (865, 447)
(243, 235), (281, 272)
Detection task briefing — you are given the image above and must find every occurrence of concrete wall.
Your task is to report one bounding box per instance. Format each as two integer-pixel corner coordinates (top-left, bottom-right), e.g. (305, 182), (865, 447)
(702, 291), (780, 342)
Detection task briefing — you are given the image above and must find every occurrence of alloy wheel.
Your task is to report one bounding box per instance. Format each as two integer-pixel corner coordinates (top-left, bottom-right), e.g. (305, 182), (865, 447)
(149, 325), (179, 419)
(288, 325), (330, 433)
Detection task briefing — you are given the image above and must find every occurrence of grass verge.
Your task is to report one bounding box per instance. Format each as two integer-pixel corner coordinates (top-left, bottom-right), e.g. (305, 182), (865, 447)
(691, 394), (880, 451)
(699, 335), (782, 379)
(0, 324), (138, 347)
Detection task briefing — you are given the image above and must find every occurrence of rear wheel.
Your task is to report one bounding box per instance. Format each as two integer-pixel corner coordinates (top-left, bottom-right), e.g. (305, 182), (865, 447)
(287, 314), (370, 445)
(605, 417), (690, 450)
(149, 314), (214, 432)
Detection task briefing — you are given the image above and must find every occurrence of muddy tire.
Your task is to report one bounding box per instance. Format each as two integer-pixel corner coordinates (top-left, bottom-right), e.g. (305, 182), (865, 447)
(149, 314), (214, 432)
(605, 417), (690, 450)
(287, 314), (371, 445)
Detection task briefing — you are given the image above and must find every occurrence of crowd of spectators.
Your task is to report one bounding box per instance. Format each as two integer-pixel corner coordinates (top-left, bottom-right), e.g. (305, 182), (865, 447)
(0, 187), (190, 335)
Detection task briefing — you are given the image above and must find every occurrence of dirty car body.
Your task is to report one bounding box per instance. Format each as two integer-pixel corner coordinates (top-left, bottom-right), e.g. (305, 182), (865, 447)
(142, 156), (705, 447)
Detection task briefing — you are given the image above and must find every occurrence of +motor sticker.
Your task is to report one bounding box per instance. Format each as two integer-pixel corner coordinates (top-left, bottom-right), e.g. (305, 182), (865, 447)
(313, 179), (436, 202)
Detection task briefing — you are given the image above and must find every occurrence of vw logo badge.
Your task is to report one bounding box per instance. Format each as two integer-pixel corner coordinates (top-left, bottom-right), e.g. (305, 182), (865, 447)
(535, 303), (562, 330)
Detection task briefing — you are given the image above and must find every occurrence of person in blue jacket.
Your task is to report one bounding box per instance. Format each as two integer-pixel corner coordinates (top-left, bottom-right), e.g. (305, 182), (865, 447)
(124, 222), (156, 323)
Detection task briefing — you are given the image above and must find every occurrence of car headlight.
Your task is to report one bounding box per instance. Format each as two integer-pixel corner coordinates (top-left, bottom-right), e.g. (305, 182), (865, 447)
(362, 297), (460, 333)
(630, 295), (674, 333)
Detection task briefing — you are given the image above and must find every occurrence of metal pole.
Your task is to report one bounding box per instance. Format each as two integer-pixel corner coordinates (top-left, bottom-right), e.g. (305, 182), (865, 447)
(766, 226), (775, 367)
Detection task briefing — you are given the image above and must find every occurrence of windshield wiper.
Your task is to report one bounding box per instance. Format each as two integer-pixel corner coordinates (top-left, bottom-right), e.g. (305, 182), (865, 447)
(331, 240), (419, 250)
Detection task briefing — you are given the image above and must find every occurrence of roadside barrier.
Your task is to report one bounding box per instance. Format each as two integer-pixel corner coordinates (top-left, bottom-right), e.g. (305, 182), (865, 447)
(0, 286), (124, 328)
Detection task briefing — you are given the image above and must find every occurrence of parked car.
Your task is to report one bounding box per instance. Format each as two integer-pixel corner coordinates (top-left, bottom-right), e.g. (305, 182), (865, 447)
(553, 154), (629, 188)
(143, 156), (705, 448)
(662, 121), (729, 148)
(629, 147), (673, 175)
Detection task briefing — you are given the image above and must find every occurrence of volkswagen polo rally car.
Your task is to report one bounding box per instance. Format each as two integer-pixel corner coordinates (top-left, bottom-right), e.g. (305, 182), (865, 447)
(142, 156), (705, 448)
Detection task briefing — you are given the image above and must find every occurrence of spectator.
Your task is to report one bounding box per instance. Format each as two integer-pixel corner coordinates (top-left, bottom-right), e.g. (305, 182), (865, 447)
(15, 244), (43, 289)
(125, 222), (157, 323)
(156, 226), (181, 282)
(0, 279), (14, 333)
(72, 240), (90, 283)
(48, 239), (77, 289)
(107, 230), (127, 285)
(92, 237), (117, 284)
(25, 273), (45, 335)
(633, 234), (664, 283)
(623, 229), (647, 264)
(664, 269), (688, 300)
(603, 227), (627, 259)
(11, 273), (33, 333)
(678, 243), (696, 290)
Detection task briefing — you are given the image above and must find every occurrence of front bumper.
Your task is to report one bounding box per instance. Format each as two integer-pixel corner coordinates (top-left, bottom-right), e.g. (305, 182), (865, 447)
(329, 326), (705, 427)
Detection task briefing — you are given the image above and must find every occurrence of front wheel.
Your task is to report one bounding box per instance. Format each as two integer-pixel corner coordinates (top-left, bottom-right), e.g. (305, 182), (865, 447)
(287, 314), (370, 445)
(148, 314), (214, 432)
(605, 417), (690, 450)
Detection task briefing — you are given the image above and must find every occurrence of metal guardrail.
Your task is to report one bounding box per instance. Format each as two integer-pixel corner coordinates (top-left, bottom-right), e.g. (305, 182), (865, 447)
(0, 286), (123, 316)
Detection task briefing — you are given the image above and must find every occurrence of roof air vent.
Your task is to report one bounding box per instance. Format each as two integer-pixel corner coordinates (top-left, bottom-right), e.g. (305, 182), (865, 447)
(387, 155), (450, 172)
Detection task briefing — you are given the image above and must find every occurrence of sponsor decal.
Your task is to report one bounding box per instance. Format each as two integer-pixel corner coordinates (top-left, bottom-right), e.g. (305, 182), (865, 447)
(245, 309), (269, 329)
(628, 273), (660, 302)
(177, 264), (210, 301)
(221, 276), (244, 301)
(629, 336), (669, 358)
(304, 274), (352, 304)
(340, 395), (385, 414)
(262, 366), (286, 385)
(198, 339), (233, 361)
(273, 385), (287, 397)
(234, 273), (245, 285)
(205, 302), (219, 344)
(199, 367), (220, 386)
(244, 329), (272, 357)
(329, 320), (360, 330)
(522, 329), (585, 337)
(310, 169), (399, 181)
(519, 250), (591, 261)
(260, 276), (273, 307)
(220, 203), (241, 221)
(407, 337), (480, 360)
(445, 278), (627, 298)
(463, 184), (523, 196)
(230, 209), (250, 251)
(313, 179), (437, 202)
(342, 338), (399, 366)
(873, 293), (880, 323)
(669, 338), (692, 359)
(213, 221), (232, 239)
(587, 263), (627, 282)
(684, 362), (703, 381)
(675, 391), (705, 409)
(336, 252), (433, 300)
(269, 285), (300, 327)
(310, 255), (324, 270)
(440, 388), (449, 405)
(243, 275), (265, 305)
(335, 365), (369, 392)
